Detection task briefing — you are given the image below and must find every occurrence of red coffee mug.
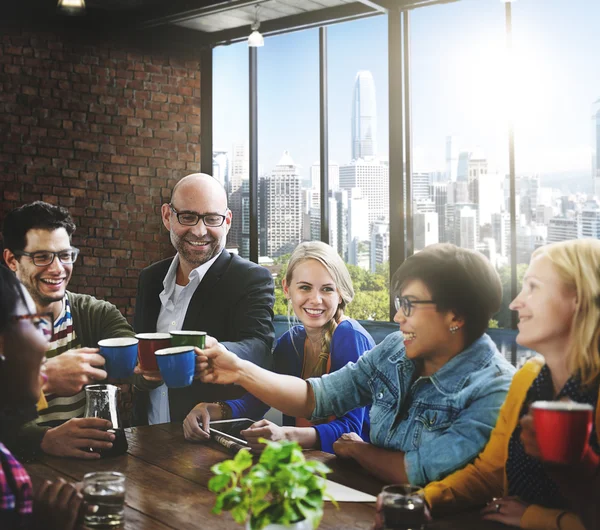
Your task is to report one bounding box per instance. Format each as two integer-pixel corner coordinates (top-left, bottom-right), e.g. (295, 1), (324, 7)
(135, 333), (171, 372)
(531, 400), (593, 465)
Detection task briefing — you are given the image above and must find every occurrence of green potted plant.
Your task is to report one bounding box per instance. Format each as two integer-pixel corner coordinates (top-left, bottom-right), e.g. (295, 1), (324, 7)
(209, 439), (336, 530)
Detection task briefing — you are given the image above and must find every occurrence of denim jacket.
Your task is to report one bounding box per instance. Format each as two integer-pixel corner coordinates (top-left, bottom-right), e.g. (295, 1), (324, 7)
(308, 332), (516, 486)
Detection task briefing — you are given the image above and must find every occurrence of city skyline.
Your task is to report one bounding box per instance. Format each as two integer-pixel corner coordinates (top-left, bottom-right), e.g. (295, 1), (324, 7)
(213, 0), (600, 185)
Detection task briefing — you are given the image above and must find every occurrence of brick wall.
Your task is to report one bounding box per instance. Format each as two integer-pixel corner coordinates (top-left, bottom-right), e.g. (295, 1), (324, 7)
(0, 27), (202, 321)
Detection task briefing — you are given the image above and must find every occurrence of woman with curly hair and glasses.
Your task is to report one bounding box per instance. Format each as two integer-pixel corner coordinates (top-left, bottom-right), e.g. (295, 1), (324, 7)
(194, 243), (515, 486)
(422, 239), (600, 530)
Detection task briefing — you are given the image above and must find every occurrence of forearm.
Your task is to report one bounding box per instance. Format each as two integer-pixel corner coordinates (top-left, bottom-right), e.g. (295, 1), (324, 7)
(347, 443), (408, 484)
(237, 359), (315, 418)
(283, 427), (319, 450)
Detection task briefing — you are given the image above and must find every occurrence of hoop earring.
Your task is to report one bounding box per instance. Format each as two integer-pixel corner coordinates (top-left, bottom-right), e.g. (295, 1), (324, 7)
(449, 325), (459, 334)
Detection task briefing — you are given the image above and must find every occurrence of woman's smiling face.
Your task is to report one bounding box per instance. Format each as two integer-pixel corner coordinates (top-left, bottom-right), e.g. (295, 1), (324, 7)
(283, 259), (342, 333)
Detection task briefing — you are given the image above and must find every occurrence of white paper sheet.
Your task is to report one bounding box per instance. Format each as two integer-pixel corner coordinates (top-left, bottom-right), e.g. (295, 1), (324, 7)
(324, 479), (378, 503)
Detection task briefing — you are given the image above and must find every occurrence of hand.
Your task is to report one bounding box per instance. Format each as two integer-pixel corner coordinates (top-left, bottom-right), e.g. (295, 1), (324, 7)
(43, 348), (107, 396)
(519, 412), (541, 459)
(40, 418), (115, 459)
(196, 343), (244, 385)
(241, 419), (290, 453)
(481, 496), (529, 527)
(194, 336), (218, 379)
(133, 365), (163, 382)
(333, 432), (366, 458)
(33, 478), (85, 530)
(183, 403), (213, 442)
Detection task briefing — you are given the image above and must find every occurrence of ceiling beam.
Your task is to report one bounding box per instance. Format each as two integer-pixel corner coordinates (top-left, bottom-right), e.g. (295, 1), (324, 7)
(206, 2), (382, 46)
(135, 0), (266, 30)
(355, 0), (388, 13)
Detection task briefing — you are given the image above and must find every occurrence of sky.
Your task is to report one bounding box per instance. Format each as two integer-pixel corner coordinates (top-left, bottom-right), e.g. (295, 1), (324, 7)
(212, 0), (600, 185)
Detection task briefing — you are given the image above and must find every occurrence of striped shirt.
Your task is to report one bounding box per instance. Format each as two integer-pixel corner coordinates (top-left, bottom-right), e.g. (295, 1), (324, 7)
(36, 294), (86, 427)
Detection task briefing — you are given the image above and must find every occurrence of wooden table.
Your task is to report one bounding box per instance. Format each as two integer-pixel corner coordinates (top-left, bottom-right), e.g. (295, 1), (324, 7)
(25, 424), (506, 529)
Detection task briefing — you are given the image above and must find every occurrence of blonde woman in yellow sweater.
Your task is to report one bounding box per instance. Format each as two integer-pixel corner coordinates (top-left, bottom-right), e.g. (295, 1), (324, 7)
(423, 239), (600, 530)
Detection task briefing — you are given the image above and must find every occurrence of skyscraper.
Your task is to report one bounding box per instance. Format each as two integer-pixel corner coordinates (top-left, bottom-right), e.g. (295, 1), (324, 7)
(351, 71), (377, 160)
(265, 151), (302, 258)
(339, 159), (389, 231)
(445, 135), (460, 182)
(592, 99), (600, 196)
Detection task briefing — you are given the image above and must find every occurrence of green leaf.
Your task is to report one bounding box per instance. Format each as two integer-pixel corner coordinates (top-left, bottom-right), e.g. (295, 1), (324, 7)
(208, 473), (231, 493)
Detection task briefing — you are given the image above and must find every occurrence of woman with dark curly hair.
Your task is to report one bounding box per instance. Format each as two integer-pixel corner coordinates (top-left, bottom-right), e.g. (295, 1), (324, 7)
(195, 243), (515, 486)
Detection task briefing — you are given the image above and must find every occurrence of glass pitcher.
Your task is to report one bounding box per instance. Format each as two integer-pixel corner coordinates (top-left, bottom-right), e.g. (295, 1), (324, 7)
(84, 384), (128, 458)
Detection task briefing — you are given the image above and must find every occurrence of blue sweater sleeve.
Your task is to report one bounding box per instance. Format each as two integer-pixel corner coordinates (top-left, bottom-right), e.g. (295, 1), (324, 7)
(313, 320), (375, 453)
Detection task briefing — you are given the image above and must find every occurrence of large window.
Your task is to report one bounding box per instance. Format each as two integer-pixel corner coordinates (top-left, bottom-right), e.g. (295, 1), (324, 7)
(327, 17), (390, 320)
(257, 30), (319, 267)
(213, 42), (249, 258)
(511, 0), (600, 263)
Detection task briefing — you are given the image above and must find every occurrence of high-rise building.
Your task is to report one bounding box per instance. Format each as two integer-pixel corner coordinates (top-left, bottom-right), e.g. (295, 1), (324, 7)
(339, 159), (389, 231)
(351, 71), (377, 160)
(370, 221), (389, 273)
(581, 206), (600, 238)
(265, 151), (302, 258)
(491, 212), (511, 259)
(446, 203), (479, 249)
(446, 135), (460, 182)
(547, 217), (579, 243)
(414, 211), (439, 251)
(430, 182), (448, 242)
(412, 172), (431, 202)
(347, 188), (370, 267)
(331, 189), (349, 260)
(212, 150), (229, 188)
(228, 143), (249, 254)
(592, 99), (600, 197)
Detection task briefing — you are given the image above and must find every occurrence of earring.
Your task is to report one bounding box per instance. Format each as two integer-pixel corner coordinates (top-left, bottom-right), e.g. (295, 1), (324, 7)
(449, 325), (459, 334)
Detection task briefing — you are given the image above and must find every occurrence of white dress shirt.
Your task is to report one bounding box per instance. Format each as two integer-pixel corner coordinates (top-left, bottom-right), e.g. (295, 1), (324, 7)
(148, 251), (222, 425)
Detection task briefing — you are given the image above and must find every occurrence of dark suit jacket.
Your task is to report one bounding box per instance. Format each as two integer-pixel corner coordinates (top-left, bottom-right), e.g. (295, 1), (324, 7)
(133, 250), (275, 423)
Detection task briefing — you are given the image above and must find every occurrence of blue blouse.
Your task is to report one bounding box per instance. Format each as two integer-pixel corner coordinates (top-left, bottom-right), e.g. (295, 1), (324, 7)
(226, 318), (375, 453)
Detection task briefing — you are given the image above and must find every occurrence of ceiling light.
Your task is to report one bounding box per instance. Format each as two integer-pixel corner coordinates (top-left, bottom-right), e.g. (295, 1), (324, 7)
(248, 6), (264, 48)
(57, 0), (86, 15)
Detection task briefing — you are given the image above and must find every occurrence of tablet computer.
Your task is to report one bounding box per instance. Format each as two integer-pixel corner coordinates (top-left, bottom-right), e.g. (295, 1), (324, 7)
(209, 418), (255, 445)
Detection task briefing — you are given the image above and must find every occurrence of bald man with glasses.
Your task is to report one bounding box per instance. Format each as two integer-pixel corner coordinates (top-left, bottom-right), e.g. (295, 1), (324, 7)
(133, 173), (275, 427)
(2, 201), (135, 460)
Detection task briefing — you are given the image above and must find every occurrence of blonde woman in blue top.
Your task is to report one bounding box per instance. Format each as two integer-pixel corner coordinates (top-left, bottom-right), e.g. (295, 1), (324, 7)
(183, 241), (374, 452)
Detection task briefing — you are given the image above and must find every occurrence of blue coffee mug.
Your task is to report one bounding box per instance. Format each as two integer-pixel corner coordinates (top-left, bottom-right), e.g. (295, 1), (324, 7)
(155, 346), (196, 388)
(98, 338), (139, 379)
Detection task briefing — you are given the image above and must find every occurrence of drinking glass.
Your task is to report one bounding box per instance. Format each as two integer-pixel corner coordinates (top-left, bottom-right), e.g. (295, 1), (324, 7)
(381, 484), (426, 530)
(83, 471), (126, 527)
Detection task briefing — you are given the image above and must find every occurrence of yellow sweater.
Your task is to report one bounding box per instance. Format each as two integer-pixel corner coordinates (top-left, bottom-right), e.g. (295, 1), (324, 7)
(424, 357), (599, 530)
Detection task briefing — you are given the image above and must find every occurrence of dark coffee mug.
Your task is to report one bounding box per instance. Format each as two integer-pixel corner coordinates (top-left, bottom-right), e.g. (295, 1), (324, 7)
(135, 333), (171, 372)
(531, 400), (593, 465)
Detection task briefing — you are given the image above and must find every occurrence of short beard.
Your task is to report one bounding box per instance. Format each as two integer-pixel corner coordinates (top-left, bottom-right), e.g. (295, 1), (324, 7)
(171, 232), (222, 268)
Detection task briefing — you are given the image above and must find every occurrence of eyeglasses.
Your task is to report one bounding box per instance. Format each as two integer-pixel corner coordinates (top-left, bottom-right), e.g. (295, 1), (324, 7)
(12, 312), (54, 338)
(169, 205), (227, 227)
(394, 296), (436, 317)
(14, 248), (80, 267)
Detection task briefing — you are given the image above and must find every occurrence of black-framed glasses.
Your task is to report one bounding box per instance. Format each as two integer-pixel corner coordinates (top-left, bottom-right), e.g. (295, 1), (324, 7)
(14, 248), (80, 267)
(394, 296), (436, 317)
(169, 205), (227, 227)
(12, 312), (54, 338)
